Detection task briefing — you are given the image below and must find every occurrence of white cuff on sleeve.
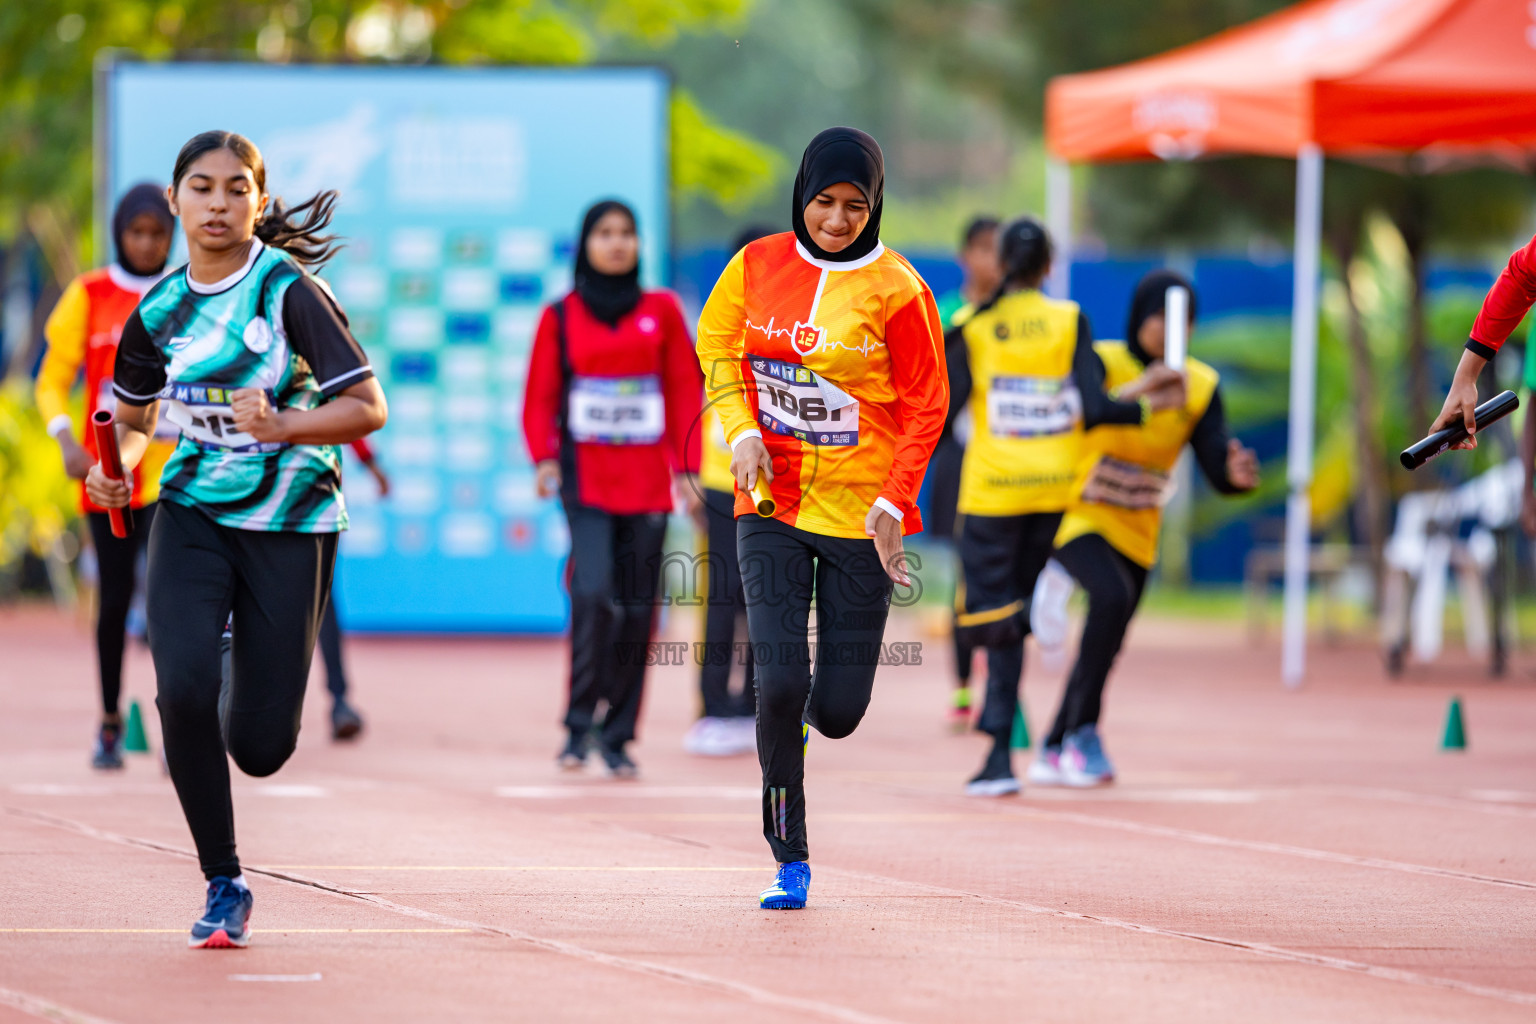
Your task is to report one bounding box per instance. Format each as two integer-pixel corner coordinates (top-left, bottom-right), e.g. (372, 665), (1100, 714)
(728, 429), (763, 451)
(46, 414), (74, 439)
(873, 497), (904, 522)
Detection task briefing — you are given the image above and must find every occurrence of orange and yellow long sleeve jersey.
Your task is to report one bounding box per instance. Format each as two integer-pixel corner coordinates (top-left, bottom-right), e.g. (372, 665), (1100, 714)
(36, 267), (175, 513)
(695, 233), (947, 539)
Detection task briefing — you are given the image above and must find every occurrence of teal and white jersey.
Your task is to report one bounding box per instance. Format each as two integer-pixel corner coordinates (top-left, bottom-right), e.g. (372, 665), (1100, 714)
(114, 239), (375, 533)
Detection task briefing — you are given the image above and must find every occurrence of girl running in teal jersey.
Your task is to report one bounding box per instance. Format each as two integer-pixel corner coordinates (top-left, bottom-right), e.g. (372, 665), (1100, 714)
(86, 131), (387, 949)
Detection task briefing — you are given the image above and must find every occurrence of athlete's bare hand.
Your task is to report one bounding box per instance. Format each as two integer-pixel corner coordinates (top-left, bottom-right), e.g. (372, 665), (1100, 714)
(84, 463), (132, 509)
(1226, 438), (1260, 491)
(535, 459), (561, 499)
(230, 388), (288, 443)
(865, 504), (911, 588)
(58, 435), (95, 480)
(731, 435), (774, 492)
(1431, 349), (1488, 451)
(1143, 365), (1187, 413)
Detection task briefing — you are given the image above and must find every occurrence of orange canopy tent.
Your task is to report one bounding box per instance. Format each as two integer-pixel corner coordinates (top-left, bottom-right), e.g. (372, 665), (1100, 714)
(1042, 0), (1536, 684)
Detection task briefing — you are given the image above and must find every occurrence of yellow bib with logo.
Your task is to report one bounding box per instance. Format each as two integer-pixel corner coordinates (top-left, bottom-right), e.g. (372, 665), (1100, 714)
(956, 290), (1084, 516)
(1055, 341), (1218, 568)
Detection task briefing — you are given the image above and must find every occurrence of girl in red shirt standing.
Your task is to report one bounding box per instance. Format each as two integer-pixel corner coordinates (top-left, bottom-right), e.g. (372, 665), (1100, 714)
(522, 201), (703, 778)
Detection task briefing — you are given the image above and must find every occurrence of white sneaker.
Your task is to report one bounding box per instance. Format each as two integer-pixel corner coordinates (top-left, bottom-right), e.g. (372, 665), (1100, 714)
(1026, 746), (1065, 786)
(722, 716), (758, 755)
(684, 717), (748, 757)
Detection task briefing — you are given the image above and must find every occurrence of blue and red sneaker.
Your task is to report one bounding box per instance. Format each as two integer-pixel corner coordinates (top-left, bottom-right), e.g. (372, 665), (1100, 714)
(189, 877), (252, 949)
(759, 861), (811, 910)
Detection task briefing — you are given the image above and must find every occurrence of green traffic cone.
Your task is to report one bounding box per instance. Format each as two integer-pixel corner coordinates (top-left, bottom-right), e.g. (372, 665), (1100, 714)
(1440, 696), (1466, 752)
(123, 699), (150, 754)
(1010, 702), (1031, 751)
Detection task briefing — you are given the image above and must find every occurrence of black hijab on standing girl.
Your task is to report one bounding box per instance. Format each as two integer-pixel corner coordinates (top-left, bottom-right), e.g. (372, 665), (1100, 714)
(573, 200), (642, 326)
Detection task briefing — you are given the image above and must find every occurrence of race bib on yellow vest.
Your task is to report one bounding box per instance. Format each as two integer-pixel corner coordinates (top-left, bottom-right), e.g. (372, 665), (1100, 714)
(986, 375), (1080, 439)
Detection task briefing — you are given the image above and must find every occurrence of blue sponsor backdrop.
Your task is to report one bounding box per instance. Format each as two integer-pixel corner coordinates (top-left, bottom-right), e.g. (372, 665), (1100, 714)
(105, 62), (669, 631)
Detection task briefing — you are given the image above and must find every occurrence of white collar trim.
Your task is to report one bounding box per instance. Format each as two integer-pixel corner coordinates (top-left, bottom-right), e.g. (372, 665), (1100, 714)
(186, 238), (264, 295)
(794, 239), (886, 272)
(107, 263), (167, 295)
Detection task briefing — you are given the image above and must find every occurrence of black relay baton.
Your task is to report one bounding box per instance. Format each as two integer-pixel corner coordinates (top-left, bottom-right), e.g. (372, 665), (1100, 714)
(1400, 390), (1519, 470)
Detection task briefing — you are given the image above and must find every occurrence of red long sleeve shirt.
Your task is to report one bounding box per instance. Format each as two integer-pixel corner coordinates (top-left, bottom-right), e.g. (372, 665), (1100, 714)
(1468, 232), (1536, 359)
(522, 290), (702, 514)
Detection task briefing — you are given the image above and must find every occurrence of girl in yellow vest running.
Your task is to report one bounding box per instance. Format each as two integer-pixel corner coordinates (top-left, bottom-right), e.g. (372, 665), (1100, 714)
(1030, 270), (1259, 788)
(952, 218), (1185, 796)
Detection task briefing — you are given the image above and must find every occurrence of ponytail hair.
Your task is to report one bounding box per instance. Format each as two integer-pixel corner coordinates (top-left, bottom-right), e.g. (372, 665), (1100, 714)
(972, 215), (1053, 317)
(170, 130), (344, 268)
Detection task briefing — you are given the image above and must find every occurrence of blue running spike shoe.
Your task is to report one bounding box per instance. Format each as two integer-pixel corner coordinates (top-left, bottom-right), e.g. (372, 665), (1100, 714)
(759, 861), (811, 909)
(1061, 724), (1115, 787)
(91, 721), (124, 771)
(189, 877), (253, 949)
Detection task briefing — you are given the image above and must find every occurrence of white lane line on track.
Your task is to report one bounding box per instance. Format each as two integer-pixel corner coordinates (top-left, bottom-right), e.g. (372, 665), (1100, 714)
(1005, 805), (1536, 892)
(563, 805), (1536, 1010)
(1325, 785), (1536, 820)
(495, 786), (761, 799)
(0, 983), (124, 1024)
(16, 804), (1536, 1012)
(832, 869), (1536, 1009)
(229, 974), (322, 982)
(5, 808), (903, 1024)
(865, 782), (1536, 893)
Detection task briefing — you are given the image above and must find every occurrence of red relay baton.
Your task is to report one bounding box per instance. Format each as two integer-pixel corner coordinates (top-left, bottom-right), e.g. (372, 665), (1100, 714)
(91, 409), (134, 538)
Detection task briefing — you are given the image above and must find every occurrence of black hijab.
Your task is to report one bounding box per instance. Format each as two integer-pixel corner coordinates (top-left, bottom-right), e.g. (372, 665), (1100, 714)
(573, 199), (642, 327)
(791, 127), (884, 264)
(112, 182), (175, 277)
(1126, 269), (1198, 366)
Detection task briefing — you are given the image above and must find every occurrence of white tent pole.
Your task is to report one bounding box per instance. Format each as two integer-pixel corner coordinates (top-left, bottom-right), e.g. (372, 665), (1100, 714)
(1045, 157), (1072, 299)
(1281, 144), (1324, 687)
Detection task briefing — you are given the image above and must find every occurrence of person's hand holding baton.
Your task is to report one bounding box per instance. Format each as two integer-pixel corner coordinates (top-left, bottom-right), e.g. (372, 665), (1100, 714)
(731, 435), (775, 516)
(85, 409), (134, 536)
(1429, 349), (1487, 451)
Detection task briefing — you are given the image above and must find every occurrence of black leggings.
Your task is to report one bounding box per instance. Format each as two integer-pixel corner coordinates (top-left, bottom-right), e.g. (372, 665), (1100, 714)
(561, 503), (668, 749)
(738, 516), (892, 864)
(147, 501), (336, 880)
(1043, 533), (1148, 749)
(956, 512), (1063, 746)
(87, 505), (156, 719)
(699, 487), (755, 719)
(317, 584), (348, 699)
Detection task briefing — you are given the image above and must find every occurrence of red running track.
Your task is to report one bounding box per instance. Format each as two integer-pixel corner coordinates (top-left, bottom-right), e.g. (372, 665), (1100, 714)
(0, 604), (1533, 1023)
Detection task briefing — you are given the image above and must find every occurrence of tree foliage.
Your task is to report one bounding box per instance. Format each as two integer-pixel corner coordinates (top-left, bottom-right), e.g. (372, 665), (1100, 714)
(0, 0), (777, 280)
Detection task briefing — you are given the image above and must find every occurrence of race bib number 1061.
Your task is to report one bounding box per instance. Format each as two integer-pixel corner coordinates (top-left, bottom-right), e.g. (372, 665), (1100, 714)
(750, 356), (859, 447)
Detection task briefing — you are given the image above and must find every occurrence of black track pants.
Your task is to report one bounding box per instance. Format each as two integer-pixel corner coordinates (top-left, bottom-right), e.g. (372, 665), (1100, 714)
(698, 488), (755, 719)
(317, 584), (348, 699)
(956, 512), (1063, 745)
(561, 504), (668, 749)
(87, 504), (157, 718)
(1043, 533), (1148, 749)
(738, 516), (893, 864)
(147, 500), (336, 880)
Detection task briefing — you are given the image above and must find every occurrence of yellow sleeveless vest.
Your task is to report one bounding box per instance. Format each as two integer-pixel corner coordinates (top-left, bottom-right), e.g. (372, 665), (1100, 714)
(1055, 341), (1219, 567)
(956, 290), (1085, 516)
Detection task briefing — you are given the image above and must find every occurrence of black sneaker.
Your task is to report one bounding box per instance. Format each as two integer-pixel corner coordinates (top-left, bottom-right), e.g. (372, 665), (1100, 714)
(91, 722), (124, 770)
(330, 697), (364, 740)
(965, 742), (1020, 797)
(556, 732), (588, 771)
(597, 741), (639, 780)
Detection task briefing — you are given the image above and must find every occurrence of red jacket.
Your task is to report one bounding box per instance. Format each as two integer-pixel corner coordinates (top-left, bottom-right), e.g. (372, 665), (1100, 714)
(1468, 232), (1536, 358)
(522, 290), (702, 514)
